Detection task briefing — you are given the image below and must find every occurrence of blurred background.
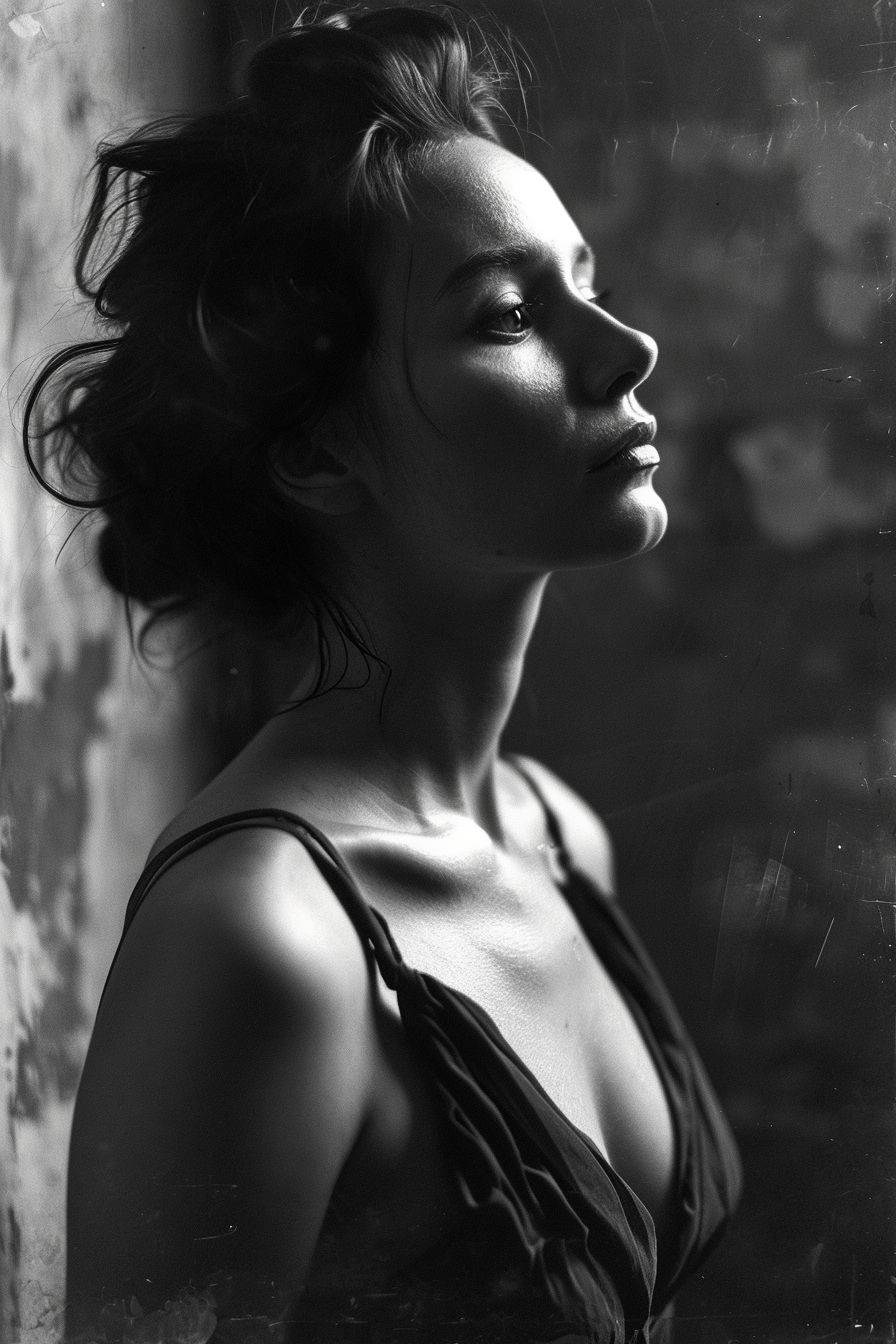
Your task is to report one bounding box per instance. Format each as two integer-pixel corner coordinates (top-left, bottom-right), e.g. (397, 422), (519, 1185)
(1, 0), (894, 1339)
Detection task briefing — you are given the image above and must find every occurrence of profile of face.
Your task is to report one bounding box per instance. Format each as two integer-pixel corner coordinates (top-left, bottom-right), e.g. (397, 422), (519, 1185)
(338, 135), (667, 582)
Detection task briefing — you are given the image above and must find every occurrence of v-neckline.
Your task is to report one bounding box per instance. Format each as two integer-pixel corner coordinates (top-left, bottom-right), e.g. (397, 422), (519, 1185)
(296, 791), (682, 1282)
(382, 882), (684, 1263)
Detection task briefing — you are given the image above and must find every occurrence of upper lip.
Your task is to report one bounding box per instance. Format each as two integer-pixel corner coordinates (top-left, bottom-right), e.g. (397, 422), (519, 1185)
(588, 417), (658, 471)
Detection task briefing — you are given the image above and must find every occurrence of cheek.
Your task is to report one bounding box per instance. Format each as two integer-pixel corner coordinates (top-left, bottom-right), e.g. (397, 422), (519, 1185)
(363, 345), (583, 556)
(413, 351), (569, 471)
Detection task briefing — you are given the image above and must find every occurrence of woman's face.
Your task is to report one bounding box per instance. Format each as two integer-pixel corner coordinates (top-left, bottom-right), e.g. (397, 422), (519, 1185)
(356, 134), (666, 578)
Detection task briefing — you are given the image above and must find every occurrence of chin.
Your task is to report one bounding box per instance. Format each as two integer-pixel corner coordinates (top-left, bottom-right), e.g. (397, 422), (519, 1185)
(595, 489), (669, 564)
(635, 494), (669, 552)
(523, 486), (669, 573)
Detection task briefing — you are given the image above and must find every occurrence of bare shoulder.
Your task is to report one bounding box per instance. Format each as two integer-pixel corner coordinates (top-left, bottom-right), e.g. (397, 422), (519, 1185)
(98, 820), (375, 1043)
(69, 823), (376, 1313)
(509, 754), (616, 899)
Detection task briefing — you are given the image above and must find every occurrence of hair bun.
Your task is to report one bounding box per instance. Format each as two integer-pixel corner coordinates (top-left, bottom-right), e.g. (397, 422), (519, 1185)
(24, 4), (512, 654)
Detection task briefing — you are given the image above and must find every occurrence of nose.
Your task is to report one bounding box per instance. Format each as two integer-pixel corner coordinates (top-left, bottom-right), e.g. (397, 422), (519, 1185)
(578, 309), (658, 404)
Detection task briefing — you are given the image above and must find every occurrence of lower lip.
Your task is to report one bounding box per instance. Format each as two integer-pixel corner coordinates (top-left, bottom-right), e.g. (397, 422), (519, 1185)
(589, 444), (660, 473)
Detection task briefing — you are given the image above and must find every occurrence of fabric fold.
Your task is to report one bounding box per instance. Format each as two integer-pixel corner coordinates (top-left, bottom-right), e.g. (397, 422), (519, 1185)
(393, 962), (656, 1341)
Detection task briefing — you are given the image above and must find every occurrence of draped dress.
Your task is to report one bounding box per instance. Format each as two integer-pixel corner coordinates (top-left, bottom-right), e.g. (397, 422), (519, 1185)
(106, 762), (742, 1343)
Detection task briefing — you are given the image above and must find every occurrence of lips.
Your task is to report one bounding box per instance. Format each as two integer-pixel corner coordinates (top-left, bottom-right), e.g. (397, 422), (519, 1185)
(587, 417), (659, 472)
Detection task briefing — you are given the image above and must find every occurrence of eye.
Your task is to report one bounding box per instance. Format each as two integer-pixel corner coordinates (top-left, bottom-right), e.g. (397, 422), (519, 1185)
(479, 298), (543, 340)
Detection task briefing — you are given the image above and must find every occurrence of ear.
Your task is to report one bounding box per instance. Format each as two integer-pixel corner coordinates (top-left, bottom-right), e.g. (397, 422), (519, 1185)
(268, 437), (366, 517)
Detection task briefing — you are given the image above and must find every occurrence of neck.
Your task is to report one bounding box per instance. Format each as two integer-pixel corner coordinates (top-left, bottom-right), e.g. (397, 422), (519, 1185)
(279, 566), (550, 836)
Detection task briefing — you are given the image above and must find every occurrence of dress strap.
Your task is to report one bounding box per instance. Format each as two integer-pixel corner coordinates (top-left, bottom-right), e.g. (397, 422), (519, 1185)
(503, 754), (574, 883)
(117, 808), (404, 992)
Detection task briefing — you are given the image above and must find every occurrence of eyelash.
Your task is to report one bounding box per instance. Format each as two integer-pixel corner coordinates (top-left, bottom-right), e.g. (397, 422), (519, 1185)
(481, 288), (613, 340)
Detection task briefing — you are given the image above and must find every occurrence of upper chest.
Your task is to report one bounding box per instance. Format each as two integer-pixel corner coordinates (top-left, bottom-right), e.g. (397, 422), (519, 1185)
(334, 839), (679, 1245)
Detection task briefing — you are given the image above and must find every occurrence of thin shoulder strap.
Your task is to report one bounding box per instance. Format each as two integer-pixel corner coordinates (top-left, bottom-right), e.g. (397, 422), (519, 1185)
(117, 808), (404, 990)
(504, 753), (574, 882)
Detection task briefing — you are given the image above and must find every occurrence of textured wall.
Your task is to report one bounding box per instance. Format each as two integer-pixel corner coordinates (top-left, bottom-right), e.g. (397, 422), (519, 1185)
(0, 5), (221, 1338)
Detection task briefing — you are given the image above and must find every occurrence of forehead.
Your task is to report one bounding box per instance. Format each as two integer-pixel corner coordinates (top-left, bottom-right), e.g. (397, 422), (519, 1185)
(378, 136), (586, 303)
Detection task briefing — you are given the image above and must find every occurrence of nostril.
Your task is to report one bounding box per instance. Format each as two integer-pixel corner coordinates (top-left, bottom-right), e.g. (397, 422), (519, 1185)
(604, 370), (639, 402)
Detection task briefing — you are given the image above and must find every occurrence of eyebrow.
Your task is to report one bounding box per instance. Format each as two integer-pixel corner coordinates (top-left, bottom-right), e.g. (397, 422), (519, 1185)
(434, 240), (596, 303)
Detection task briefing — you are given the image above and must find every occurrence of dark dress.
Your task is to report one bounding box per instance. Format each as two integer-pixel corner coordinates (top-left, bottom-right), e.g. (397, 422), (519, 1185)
(102, 761), (741, 1344)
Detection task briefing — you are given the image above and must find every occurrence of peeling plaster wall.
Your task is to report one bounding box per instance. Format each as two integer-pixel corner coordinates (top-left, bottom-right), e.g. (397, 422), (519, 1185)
(0, 6), (221, 1338)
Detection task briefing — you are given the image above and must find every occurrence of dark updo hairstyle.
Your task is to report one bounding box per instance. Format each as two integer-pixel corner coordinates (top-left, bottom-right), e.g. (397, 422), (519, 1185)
(23, 3), (522, 683)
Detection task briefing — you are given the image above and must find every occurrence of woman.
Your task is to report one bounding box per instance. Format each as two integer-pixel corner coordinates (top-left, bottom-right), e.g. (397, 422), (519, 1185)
(25, 6), (741, 1341)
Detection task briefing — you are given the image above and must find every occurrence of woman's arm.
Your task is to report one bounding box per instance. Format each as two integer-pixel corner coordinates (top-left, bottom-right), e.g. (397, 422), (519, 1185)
(65, 828), (376, 1334)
